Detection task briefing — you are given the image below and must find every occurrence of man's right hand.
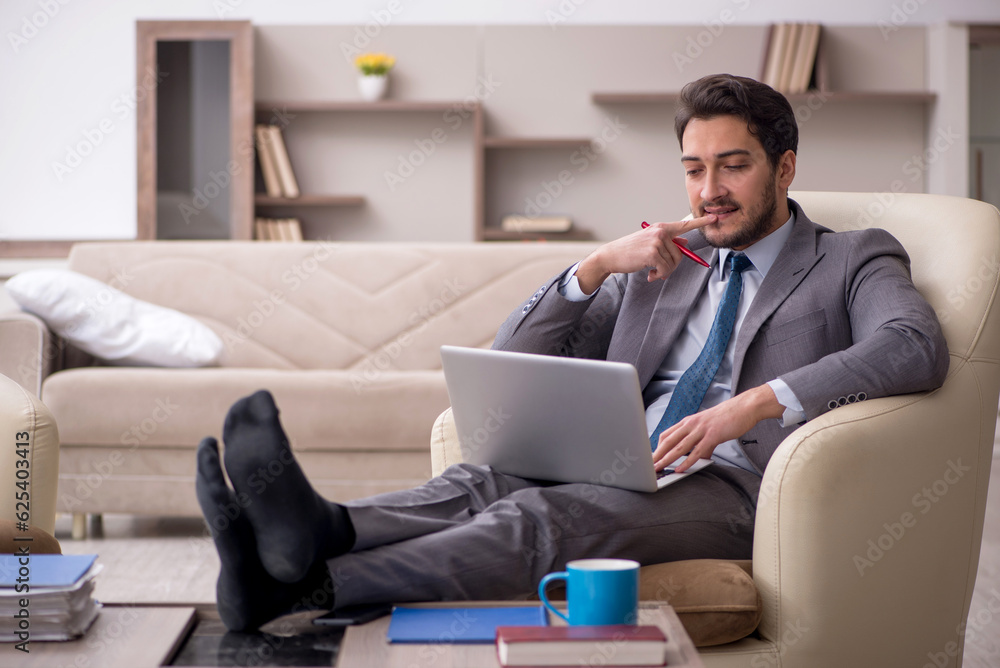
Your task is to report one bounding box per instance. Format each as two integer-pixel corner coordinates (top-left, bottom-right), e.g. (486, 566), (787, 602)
(574, 215), (718, 295)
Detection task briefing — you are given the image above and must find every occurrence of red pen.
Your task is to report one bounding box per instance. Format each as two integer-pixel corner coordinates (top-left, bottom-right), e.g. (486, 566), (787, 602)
(641, 221), (711, 268)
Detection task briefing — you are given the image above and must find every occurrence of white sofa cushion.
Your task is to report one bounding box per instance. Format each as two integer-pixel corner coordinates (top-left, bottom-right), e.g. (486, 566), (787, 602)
(5, 269), (222, 367)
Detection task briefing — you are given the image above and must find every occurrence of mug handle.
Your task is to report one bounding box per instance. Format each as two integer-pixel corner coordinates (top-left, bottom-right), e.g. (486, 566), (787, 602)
(538, 572), (570, 624)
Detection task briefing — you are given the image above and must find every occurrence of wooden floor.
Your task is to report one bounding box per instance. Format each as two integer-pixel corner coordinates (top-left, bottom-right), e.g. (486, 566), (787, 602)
(56, 454), (1000, 666)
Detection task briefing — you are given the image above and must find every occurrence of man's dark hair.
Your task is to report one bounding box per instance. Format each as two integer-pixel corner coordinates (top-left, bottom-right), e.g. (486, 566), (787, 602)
(674, 74), (797, 169)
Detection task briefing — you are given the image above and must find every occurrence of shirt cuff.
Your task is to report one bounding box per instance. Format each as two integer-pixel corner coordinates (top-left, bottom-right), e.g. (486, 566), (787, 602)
(557, 262), (599, 301)
(767, 379), (807, 427)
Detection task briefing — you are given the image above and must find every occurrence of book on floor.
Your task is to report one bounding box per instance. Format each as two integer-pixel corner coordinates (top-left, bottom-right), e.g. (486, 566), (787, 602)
(496, 624), (668, 667)
(0, 554), (102, 642)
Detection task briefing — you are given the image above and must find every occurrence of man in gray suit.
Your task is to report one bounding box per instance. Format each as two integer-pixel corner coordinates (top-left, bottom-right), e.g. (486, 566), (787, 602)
(196, 74), (949, 631)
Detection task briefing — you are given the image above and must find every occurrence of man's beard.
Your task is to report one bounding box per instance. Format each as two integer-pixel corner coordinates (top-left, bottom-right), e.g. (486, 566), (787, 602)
(697, 171), (779, 249)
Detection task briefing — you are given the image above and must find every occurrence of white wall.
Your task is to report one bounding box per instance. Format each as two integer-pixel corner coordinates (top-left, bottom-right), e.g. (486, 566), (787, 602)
(2, 0), (999, 242)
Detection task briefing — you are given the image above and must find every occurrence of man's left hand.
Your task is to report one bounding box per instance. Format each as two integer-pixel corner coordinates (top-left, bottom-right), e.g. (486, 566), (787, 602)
(653, 384), (785, 473)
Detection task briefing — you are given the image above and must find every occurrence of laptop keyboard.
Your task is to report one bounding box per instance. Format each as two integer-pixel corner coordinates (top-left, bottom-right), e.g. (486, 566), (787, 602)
(655, 468), (676, 479)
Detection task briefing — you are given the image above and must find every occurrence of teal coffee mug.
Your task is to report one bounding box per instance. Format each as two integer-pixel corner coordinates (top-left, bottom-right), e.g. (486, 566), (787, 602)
(538, 558), (640, 626)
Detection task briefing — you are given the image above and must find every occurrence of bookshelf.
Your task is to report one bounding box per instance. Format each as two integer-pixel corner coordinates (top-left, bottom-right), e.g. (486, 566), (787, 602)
(252, 99), (485, 240)
(484, 137), (593, 149)
(254, 195), (366, 207)
(256, 100), (474, 113)
(591, 91), (937, 105)
(123, 23), (943, 248)
(482, 228), (596, 241)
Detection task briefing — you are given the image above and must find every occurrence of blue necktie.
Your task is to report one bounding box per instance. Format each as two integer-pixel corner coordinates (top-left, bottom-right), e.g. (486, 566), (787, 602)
(649, 253), (753, 450)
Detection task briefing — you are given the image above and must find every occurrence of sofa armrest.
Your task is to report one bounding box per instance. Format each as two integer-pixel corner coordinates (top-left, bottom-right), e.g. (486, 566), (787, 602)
(430, 407), (463, 476)
(753, 357), (994, 666)
(0, 311), (59, 397)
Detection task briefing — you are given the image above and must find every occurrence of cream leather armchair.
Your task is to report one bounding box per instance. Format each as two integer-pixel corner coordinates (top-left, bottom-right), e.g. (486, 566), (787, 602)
(0, 372), (60, 536)
(429, 192), (1000, 667)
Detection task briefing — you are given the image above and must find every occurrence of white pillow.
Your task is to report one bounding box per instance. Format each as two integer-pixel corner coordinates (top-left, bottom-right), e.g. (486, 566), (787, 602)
(5, 269), (223, 367)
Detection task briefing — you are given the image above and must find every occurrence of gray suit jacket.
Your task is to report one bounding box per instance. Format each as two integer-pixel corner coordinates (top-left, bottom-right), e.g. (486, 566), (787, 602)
(493, 199), (949, 473)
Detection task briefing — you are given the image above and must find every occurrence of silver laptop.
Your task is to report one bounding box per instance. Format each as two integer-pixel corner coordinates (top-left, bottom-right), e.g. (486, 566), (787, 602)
(439, 345), (711, 493)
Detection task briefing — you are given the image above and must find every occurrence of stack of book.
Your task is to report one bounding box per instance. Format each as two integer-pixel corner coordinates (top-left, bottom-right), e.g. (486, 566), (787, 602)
(254, 217), (304, 242)
(0, 554), (102, 643)
(500, 215), (573, 234)
(255, 124), (300, 198)
(761, 23), (823, 94)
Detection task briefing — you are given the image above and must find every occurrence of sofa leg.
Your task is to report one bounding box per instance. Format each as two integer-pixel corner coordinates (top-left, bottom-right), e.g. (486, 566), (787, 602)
(90, 513), (103, 538)
(71, 513), (87, 540)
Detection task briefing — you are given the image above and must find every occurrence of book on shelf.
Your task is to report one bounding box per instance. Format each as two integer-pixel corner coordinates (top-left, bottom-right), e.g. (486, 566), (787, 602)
(789, 24), (822, 94)
(500, 215), (573, 234)
(761, 23), (822, 94)
(283, 218), (303, 241)
(761, 23), (789, 89)
(0, 554), (102, 642)
(776, 23), (801, 93)
(254, 124), (283, 198)
(495, 625), (668, 667)
(266, 125), (301, 198)
(254, 217), (303, 242)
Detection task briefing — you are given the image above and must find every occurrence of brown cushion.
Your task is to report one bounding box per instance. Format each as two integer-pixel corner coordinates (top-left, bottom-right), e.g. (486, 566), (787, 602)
(534, 559), (761, 647)
(0, 520), (61, 554)
(638, 559), (761, 647)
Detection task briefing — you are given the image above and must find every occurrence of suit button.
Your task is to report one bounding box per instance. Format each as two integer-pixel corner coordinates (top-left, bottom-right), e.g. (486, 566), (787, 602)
(847, 394), (857, 403)
(828, 400), (838, 410)
(858, 392), (867, 401)
(521, 305), (530, 315)
(838, 397), (848, 406)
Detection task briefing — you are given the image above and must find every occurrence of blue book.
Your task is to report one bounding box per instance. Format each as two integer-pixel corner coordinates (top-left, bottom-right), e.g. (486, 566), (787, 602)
(0, 554), (97, 588)
(387, 605), (548, 644)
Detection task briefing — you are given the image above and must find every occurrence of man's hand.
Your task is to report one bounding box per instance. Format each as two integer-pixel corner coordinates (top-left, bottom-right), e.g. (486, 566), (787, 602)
(653, 384), (785, 473)
(575, 215), (718, 295)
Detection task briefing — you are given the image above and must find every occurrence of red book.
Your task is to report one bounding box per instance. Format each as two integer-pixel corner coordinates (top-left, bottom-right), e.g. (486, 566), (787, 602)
(496, 625), (668, 667)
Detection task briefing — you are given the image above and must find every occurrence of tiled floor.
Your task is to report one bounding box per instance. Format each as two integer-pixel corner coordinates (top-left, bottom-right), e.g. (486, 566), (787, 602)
(55, 454), (1000, 666)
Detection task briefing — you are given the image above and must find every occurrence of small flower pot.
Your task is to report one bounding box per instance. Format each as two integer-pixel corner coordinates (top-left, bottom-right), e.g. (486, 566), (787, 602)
(358, 74), (388, 101)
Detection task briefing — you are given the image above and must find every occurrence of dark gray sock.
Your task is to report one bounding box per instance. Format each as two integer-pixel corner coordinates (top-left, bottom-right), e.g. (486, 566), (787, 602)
(221, 390), (355, 583)
(196, 437), (335, 632)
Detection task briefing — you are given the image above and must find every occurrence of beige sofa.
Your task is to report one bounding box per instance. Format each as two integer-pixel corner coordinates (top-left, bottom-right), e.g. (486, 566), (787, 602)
(429, 190), (1000, 667)
(0, 240), (597, 531)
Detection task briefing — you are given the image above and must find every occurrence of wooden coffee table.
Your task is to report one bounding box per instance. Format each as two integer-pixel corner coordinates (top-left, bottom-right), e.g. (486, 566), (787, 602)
(10, 604), (197, 668)
(8, 601), (703, 667)
(337, 601), (704, 668)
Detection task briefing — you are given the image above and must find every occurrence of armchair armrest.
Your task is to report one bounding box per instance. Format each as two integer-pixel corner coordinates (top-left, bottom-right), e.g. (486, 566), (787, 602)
(754, 356), (994, 666)
(0, 372), (60, 535)
(0, 311), (59, 397)
(430, 407), (462, 476)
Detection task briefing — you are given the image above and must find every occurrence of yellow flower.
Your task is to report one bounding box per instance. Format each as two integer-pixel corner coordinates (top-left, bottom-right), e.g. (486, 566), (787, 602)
(355, 52), (396, 76)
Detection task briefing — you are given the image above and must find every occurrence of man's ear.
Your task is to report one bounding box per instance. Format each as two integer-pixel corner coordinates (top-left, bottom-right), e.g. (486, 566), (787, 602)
(778, 149), (796, 190)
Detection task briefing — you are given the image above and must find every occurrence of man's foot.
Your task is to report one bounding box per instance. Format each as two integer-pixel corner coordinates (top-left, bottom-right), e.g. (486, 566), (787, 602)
(196, 437), (336, 632)
(221, 390), (355, 583)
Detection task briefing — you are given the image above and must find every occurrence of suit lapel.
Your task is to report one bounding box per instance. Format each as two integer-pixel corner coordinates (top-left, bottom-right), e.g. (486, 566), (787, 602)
(731, 203), (825, 391)
(614, 236), (716, 388)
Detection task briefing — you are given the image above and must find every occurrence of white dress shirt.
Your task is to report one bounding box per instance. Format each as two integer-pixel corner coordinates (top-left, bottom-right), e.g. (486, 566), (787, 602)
(558, 214), (805, 474)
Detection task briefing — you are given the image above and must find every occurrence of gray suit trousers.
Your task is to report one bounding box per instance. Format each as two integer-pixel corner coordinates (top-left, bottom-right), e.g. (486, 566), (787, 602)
(329, 463), (761, 608)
